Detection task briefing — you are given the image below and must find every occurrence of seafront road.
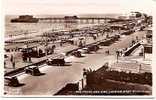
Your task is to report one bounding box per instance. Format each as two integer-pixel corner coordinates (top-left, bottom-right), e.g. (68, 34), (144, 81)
(4, 30), (147, 95)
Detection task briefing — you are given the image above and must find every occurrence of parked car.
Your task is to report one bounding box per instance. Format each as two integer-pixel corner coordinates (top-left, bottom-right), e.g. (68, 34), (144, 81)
(4, 54), (8, 58)
(71, 51), (82, 57)
(78, 48), (90, 54)
(87, 44), (99, 51)
(113, 35), (120, 41)
(24, 66), (41, 76)
(4, 76), (20, 87)
(99, 39), (112, 46)
(46, 58), (65, 66)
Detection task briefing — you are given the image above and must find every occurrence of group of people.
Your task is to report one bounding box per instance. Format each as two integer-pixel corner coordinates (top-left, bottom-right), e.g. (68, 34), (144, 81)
(78, 40), (86, 47)
(22, 50), (32, 63)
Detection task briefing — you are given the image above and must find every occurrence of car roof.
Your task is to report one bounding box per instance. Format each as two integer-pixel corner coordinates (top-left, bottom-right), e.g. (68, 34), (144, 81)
(29, 66), (37, 68)
(83, 48), (88, 49)
(77, 49), (83, 51)
(5, 76), (16, 79)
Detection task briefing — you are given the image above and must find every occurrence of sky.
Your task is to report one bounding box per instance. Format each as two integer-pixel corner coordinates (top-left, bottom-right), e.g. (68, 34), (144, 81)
(5, 0), (156, 15)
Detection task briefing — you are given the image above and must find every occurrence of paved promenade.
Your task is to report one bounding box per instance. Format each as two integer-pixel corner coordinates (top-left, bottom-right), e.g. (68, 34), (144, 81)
(4, 30), (149, 95)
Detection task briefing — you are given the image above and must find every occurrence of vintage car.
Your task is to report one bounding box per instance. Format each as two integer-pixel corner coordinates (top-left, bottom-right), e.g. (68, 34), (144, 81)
(4, 76), (20, 87)
(77, 47), (90, 54)
(24, 66), (41, 76)
(112, 35), (120, 41)
(99, 38), (112, 46)
(140, 26), (146, 31)
(46, 58), (65, 66)
(65, 39), (74, 45)
(87, 44), (99, 52)
(21, 47), (45, 58)
(71, 51), (82, 57)
(4, 54), (8, 58)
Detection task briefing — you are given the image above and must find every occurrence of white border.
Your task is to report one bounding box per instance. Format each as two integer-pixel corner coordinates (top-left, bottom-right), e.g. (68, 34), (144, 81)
(1, 0), (156, 98)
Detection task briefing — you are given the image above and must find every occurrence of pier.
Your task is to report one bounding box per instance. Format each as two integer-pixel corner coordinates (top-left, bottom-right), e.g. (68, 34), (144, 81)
(37, 16), (118, 23)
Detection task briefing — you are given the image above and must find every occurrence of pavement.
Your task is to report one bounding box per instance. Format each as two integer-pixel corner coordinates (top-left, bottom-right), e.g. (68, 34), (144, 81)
(4, 30), (151, 95)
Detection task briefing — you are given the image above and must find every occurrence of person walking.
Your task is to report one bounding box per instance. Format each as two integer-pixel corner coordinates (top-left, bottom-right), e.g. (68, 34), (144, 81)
(28, 54), (32, 63)
(106, 50), (109, 55)
(138, 64), (142, 73)
(10, 54), (13, 62)
(83, 68), (87, 77)
(10, 54), (15, 69)
(4, 61), (6, 68)
(60, 41), (63, 46)
(12, 61), (15, 69)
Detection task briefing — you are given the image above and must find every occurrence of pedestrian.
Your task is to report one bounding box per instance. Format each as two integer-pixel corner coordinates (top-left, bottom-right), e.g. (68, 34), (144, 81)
(107, 50), (109, 55)
(39, 49), (42, 56)
(22, 54), (25, 62)
(83, 68), (87, 77)
(79, 40), (83, 47)
(136, 36), (139, 41)
(93, 35), (96, 40)
(4, 61), (6, 68)
(28, 55), (32, 63)
(83, 40), (86, 46)
(12, 61), (15, 69)
(10, 54), (13, 62)
(60, 41), (63, 46)
(120, 50), (123, 56)
(139, 64), (141, 73)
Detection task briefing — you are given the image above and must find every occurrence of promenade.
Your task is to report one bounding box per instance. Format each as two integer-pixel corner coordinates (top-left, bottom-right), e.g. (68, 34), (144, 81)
(4, 30), (149, 95)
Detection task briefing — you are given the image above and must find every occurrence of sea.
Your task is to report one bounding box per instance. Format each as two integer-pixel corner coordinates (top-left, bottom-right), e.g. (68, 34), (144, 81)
(5, 14), (120, 38)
